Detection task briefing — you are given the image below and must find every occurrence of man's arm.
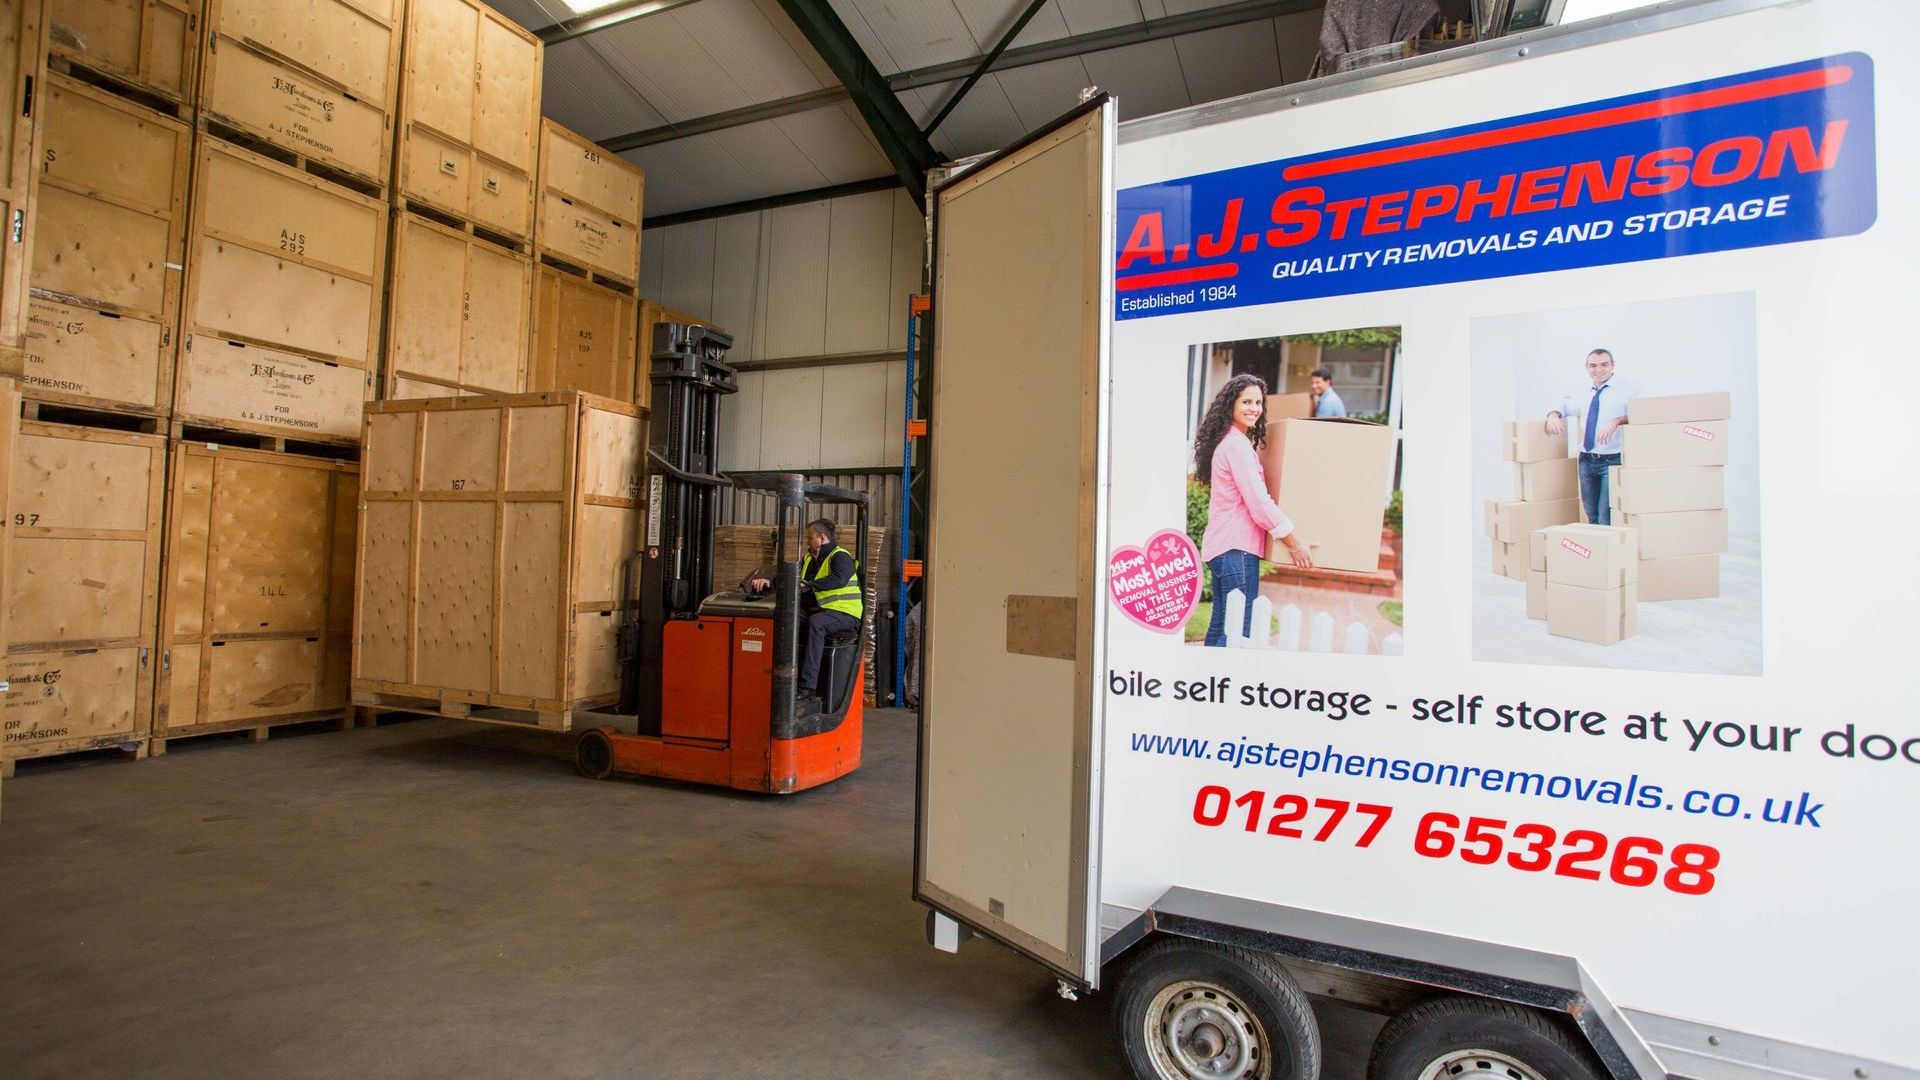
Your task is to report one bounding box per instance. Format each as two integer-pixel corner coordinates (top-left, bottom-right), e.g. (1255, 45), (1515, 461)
(1545, 391), (1574, 436)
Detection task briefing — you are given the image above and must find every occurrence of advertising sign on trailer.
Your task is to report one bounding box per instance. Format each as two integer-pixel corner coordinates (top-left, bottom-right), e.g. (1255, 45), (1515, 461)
(918, 1), (1919, 1078)
(1094, 0), (1914, 1073)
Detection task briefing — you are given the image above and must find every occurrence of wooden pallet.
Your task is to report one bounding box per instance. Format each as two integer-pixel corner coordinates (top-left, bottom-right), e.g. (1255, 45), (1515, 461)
(46, 53), (187, 118)
(1, 738), (146, 778)
(200, 115), (385, 200)
(536, 252), (638, 297)
(351, 690), (607, 734)
(149, 709), (355, 756)
(168, 420), (360, 459)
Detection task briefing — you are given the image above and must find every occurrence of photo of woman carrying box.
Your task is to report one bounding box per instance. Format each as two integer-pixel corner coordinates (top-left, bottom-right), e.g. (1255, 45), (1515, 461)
(1193, 374), (1315, 647)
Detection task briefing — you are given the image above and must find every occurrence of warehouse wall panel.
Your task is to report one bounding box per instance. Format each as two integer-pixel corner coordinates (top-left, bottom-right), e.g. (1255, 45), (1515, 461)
(824, 192), (895, 355)
(710, 212), (762, 362)
(757, 366), (824, 468)
(889, 193), (925, 352)
(659, 219), (717, 321)
(760, 202), (831, 359)
(821, 362), (891, 467)
(718, 367), (766, 472)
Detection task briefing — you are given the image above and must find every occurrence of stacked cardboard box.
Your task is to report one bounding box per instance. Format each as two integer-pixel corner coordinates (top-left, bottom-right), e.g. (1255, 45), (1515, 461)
(1612, 392), (1731, 601)
(1486, 420), (1578, 580)
(1535, 523), (1639, 644)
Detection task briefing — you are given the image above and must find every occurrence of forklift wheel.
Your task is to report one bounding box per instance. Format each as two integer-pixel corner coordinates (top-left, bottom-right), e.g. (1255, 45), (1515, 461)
(575, 729), (615, 781)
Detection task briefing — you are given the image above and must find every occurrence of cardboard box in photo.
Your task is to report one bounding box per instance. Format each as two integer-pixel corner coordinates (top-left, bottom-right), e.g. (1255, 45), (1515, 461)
(1265, 392), (1312, 424)
(1623, 420), (1728, 468)
(1262, 418), (1395, 573)
(1627, 391), (1731, 426)
(1513, 457), (1578, 502)
(1640, 554), (1721, 601)
(1547, 581), (1638, 645)
(1527, 529), (1549, 572)
(1525, 569), (1547, 620)
(1612, 466), (1725, 515)
(1489, 498), (1579, 544)
(1493, 539), (1528, 581)
(1543, 524), (1638, 591)
(1502, 420), (1567, 463)
(1615, 506), (1728, 559)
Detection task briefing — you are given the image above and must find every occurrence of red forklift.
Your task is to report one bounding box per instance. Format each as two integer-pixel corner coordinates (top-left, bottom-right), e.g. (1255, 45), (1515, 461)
(572, 321), (869, 794)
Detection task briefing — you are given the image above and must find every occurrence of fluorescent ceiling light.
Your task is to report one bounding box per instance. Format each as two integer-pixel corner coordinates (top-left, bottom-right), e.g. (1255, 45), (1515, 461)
(1557, 0), (1659, 22)
(558, 0), (629, 14)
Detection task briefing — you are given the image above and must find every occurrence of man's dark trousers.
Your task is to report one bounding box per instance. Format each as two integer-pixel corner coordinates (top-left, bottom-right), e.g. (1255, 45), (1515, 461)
(802, 609), (860, 695)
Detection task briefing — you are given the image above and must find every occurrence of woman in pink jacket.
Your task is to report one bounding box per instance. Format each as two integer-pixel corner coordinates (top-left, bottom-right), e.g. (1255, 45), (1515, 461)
(1195, 374), (1314, 647)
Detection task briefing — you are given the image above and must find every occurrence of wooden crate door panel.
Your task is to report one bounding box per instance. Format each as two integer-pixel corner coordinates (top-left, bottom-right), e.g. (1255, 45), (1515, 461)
(498, 502), (562, 700)
(363, 411), (418, 493)
(190, 241), (375, 365)
(387, 217), (465, 384)
(205, 637), (325, 724)
(165, 447), (215, 639)
(579, 407), (643, 501)
(406, 0), (477, 143)
(355, 500), (412, 683)
(414, 501), (493, 692)
(503, 404), (566, 492)
(11, 536), (148, 643)
(17, 431), (155, 531)
(572, 504), (637, 608)
(918, 102), (1113, 984)
(25, 300), (168, 407)
(207, 458), (332, 633)
(473, 15), (537, 171)
(4, 648), (141, 751)
(327, 471), (358, 639)
(462, 242), (530, 393)
(32, 185), (172, 316)
(420, 407), (500, 492)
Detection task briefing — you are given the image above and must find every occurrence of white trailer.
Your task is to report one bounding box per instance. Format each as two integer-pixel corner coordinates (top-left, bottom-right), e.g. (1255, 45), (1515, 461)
(914, 2), (1918, 1077)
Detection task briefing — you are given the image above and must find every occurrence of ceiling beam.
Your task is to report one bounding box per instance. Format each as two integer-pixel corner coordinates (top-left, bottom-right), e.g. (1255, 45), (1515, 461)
(533, 0), (703, 47)
(923, 0), (1051, 136)
(775, 0), (940, 206)
(603, 87), (853, 152)
(889, 0), (1323, 91)
(642, 175), (902, 229)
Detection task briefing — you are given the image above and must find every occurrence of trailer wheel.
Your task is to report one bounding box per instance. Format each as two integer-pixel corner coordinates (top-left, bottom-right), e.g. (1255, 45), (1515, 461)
(1113, 939), (1319, 1080)
(575, 729), (614, 780)
(1367, 997), (1604, 1080)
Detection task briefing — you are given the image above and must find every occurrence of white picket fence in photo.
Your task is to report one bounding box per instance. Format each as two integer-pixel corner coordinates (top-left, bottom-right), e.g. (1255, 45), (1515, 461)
(1218, 591), (1404, 655)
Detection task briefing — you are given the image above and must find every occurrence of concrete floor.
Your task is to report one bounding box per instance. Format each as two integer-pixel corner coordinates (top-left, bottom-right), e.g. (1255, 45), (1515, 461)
(0, 710), (1381, 1078)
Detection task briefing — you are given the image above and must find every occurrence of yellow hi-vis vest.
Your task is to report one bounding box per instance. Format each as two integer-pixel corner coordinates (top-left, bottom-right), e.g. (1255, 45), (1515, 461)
(809, 544), (863, 619)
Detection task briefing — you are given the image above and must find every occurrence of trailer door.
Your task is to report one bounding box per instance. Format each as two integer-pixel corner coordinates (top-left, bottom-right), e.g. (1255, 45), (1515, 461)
(915, 96), (1116, 986)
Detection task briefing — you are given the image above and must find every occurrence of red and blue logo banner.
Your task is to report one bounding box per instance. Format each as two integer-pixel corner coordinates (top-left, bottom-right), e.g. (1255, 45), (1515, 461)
(1115, 54), (1876, 319)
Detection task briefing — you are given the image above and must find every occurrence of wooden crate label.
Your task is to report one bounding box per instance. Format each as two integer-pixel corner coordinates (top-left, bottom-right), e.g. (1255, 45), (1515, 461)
(178, 336), (366, 439)
(195, 142), (383, 278)
(4, 648), (141, 750)
(24, 298), (168, 407)
(202, 38), (389, 182)
(538, 195), (634, 281)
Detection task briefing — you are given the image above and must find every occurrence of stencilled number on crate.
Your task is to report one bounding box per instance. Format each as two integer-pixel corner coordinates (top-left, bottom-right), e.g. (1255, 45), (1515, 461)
(450, 479), (466, 491)
(259, 585), (289, 597)
(583, 148), (602, 164)
(463, 291), (472, 323)
(13, 513), (39, 526)
(279, 229), (307, 255)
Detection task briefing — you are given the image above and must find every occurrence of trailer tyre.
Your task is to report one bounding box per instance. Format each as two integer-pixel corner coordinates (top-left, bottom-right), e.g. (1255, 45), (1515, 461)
(1114, 939), (1319, 1080)
(1367, 997), (1605, 1080)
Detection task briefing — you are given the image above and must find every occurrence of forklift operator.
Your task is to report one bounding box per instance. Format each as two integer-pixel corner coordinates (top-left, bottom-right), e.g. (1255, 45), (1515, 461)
(749, 519), (862, 704)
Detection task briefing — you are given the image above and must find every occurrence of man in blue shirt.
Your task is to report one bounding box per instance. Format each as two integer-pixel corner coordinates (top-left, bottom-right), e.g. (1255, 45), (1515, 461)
(1310, 367), (1347, 418)
(1545, 348), (1636, 525)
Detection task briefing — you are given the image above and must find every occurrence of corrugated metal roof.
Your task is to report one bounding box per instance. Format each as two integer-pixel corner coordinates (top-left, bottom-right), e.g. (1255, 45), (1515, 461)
(540, 38), (666, 141)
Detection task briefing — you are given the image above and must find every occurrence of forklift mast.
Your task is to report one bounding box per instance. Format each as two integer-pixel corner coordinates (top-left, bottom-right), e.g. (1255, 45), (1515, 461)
(623, 320), (737, 726)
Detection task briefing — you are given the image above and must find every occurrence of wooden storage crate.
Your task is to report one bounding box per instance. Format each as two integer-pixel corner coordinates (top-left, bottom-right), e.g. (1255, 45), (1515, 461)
(393, 0), (540, 242)
(26, 73), (190, 415)
(352, 390), (642, 729)
(634, 300), (724, 411)
(534, 118), (640, 289)
(196, 0), (403, 194)
(153, 442), (357, 749)
(3, 419), (164, 765)
(0, 0), (47, 359)
(182, 136), (388, 372)
(383, 211), (531, 397)
(527, 264), (634, 403)
(46, 0), (199, 107)
(173, 333), (372, 446)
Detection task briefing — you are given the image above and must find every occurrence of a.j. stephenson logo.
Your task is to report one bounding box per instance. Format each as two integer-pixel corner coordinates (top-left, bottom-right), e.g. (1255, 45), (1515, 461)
(1115, 54), (1876, 318)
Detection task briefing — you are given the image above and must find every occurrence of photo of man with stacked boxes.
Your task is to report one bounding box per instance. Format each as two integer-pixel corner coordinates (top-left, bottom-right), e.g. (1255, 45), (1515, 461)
(1469, 293), (1760, 675)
